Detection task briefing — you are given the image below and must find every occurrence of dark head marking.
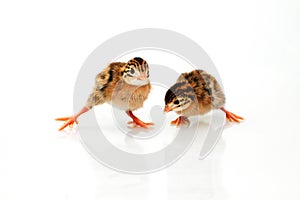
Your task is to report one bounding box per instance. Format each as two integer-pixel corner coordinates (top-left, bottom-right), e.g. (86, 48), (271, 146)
(165, 88), (177, 104)
(165, 82), (196, 104)
(133, 57), (144, 65)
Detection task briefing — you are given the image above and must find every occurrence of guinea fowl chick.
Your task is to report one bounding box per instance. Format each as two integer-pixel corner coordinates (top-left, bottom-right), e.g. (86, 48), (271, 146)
(56, 57), (154, 131)
(164, 69), (244, 126)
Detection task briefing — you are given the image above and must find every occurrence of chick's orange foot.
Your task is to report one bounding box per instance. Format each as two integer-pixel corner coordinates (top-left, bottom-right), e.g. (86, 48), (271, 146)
(127, 121), (154, 128)
(55, 116), (78, 131)
(55, 107), (89, 131)
(220, 107), (244, 123)
(171, 116), (190, 127)
(126, 110), (154, 128)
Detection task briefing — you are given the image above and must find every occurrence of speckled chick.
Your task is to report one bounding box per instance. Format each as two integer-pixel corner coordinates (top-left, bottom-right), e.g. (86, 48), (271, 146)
(164, 69), (244, 126)
(56, 57), (153, 131)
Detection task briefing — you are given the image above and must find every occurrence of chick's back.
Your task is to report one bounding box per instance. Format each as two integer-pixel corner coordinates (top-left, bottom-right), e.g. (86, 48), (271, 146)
(178, 69), (225, 109)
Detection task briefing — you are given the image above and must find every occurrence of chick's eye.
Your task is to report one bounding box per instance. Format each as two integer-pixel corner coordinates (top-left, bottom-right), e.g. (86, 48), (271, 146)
(174, 100), (179, 105)
(130, 68), (135, 74)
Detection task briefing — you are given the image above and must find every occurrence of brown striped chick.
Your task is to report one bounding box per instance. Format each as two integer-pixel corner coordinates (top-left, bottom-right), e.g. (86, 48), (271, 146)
(164, 69), (244, 126)
(56, 57), (154, 131)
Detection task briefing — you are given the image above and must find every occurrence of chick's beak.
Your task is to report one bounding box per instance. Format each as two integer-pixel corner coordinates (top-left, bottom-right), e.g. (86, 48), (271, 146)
(137, 75), (147, 81)
(137, 76), (145, 80)
(137, 72), (148, 81)
(164, 105), (173, 113)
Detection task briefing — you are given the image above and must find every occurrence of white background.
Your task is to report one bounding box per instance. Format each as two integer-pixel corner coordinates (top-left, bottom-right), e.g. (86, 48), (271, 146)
(1, 0), (300, 200)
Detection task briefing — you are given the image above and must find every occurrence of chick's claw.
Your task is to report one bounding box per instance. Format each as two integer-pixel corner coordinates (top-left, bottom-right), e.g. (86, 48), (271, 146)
(55, 116), (78, 131)
(127, 120), (154, 128)
(225, 112), (243, 123)
(171, 116), (190, 127)
(126, 110), (154, 128)
(220, 107), (244, 123)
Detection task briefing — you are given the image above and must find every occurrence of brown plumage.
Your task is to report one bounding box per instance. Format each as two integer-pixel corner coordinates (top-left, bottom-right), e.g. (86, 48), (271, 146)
(56, 57), (153, 131)
(164, 69), (244, 126)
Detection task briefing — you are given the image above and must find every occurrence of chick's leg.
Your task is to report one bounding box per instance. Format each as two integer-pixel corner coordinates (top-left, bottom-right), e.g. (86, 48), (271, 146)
(126, 110), (154, 128)
(220, 107), (244, 123)
(170, 116), (190, 127)
(55, 107), (89, 131)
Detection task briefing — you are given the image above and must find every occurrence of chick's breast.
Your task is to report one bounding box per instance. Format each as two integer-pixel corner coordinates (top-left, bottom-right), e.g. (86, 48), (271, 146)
(86, 61), (151, 111)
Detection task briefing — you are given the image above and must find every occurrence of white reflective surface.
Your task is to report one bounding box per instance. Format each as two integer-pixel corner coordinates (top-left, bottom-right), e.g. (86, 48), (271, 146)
(1, 0), (300, 199)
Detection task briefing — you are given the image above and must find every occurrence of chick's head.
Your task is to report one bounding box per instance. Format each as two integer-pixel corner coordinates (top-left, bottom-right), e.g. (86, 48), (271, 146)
(122, 57), (150, 86)
(164, 82), (195, 113)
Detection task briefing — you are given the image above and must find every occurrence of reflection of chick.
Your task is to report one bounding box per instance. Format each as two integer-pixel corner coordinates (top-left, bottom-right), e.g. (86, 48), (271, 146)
(164, 69), (244, 126)
(56, 57), (154, 131)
